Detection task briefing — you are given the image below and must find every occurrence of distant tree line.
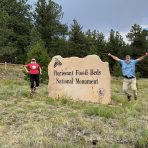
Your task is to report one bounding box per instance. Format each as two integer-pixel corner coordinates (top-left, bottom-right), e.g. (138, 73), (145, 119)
(0, 0), (148, 77)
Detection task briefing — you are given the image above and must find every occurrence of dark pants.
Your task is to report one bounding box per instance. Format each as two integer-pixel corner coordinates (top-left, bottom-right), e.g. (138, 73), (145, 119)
(30, 74), (39, 88)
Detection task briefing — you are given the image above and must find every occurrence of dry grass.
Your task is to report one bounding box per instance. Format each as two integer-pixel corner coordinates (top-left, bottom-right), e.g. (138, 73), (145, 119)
(0, 67), (148, 147)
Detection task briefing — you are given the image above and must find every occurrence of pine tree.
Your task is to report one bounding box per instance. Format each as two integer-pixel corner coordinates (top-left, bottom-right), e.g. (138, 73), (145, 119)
(127, 24), (148, 77)
(0, 10), (17, 62)
(69, 19), (89, 57)
(107, 29), (125, 72)
(0, 0), (32, 63)
(34, 0), (68, 56)
(95, 31), (107, 61)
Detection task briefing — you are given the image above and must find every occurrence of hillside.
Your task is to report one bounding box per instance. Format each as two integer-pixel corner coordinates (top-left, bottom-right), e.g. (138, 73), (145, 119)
(0, 66), (148, 148)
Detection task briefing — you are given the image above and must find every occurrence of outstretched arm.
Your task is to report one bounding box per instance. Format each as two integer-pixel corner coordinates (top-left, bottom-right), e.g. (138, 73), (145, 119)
(108, 53), (120, 62)
(137, 53), (148, 62)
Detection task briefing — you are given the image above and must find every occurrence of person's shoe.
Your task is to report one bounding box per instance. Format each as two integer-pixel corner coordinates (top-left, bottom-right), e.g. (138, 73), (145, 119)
(30, 88), (34, 97)
(30, 91), (33, 97)
(33, 87), (36, 93)
(134, 96), (138, 100)
(127, 95), (132, 101)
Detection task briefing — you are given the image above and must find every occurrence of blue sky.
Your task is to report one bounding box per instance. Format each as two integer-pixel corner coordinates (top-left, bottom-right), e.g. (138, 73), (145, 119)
(28, 0), (148, 42)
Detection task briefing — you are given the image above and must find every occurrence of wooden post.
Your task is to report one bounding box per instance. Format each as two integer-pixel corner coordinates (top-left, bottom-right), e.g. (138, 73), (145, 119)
(4, 62), (7, 70)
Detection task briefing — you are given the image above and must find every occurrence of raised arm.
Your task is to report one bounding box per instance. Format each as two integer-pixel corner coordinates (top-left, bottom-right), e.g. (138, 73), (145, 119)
(136, 53), (148, 62)
(108, 53), (120, 62)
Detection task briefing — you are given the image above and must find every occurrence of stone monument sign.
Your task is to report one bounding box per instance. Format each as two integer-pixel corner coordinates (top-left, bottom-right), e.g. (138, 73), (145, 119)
(48, 55), (111, 104)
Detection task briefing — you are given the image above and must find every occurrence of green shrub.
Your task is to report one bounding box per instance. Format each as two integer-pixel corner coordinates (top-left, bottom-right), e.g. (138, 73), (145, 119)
(26, 41), (51, 81)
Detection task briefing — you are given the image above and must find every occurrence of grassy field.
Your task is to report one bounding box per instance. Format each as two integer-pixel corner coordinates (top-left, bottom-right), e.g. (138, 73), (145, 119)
(0, 66), (148, 148)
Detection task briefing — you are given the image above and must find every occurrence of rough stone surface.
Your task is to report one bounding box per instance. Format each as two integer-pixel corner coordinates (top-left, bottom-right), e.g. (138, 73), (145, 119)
(48, 55), (111, 104)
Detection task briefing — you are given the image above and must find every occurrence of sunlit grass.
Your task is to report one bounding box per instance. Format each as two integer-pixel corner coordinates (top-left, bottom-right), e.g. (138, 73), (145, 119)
(0, 68), (148, 147)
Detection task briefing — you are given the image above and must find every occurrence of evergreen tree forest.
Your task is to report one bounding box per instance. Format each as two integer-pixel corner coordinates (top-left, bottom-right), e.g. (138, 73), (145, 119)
(0, 0), (148, 77)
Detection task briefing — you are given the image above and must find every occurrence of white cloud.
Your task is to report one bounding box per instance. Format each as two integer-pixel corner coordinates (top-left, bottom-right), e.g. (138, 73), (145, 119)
(141, 24), (148, 30)
(120, 31), (130, 44)
(105, 31), (130, 44)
